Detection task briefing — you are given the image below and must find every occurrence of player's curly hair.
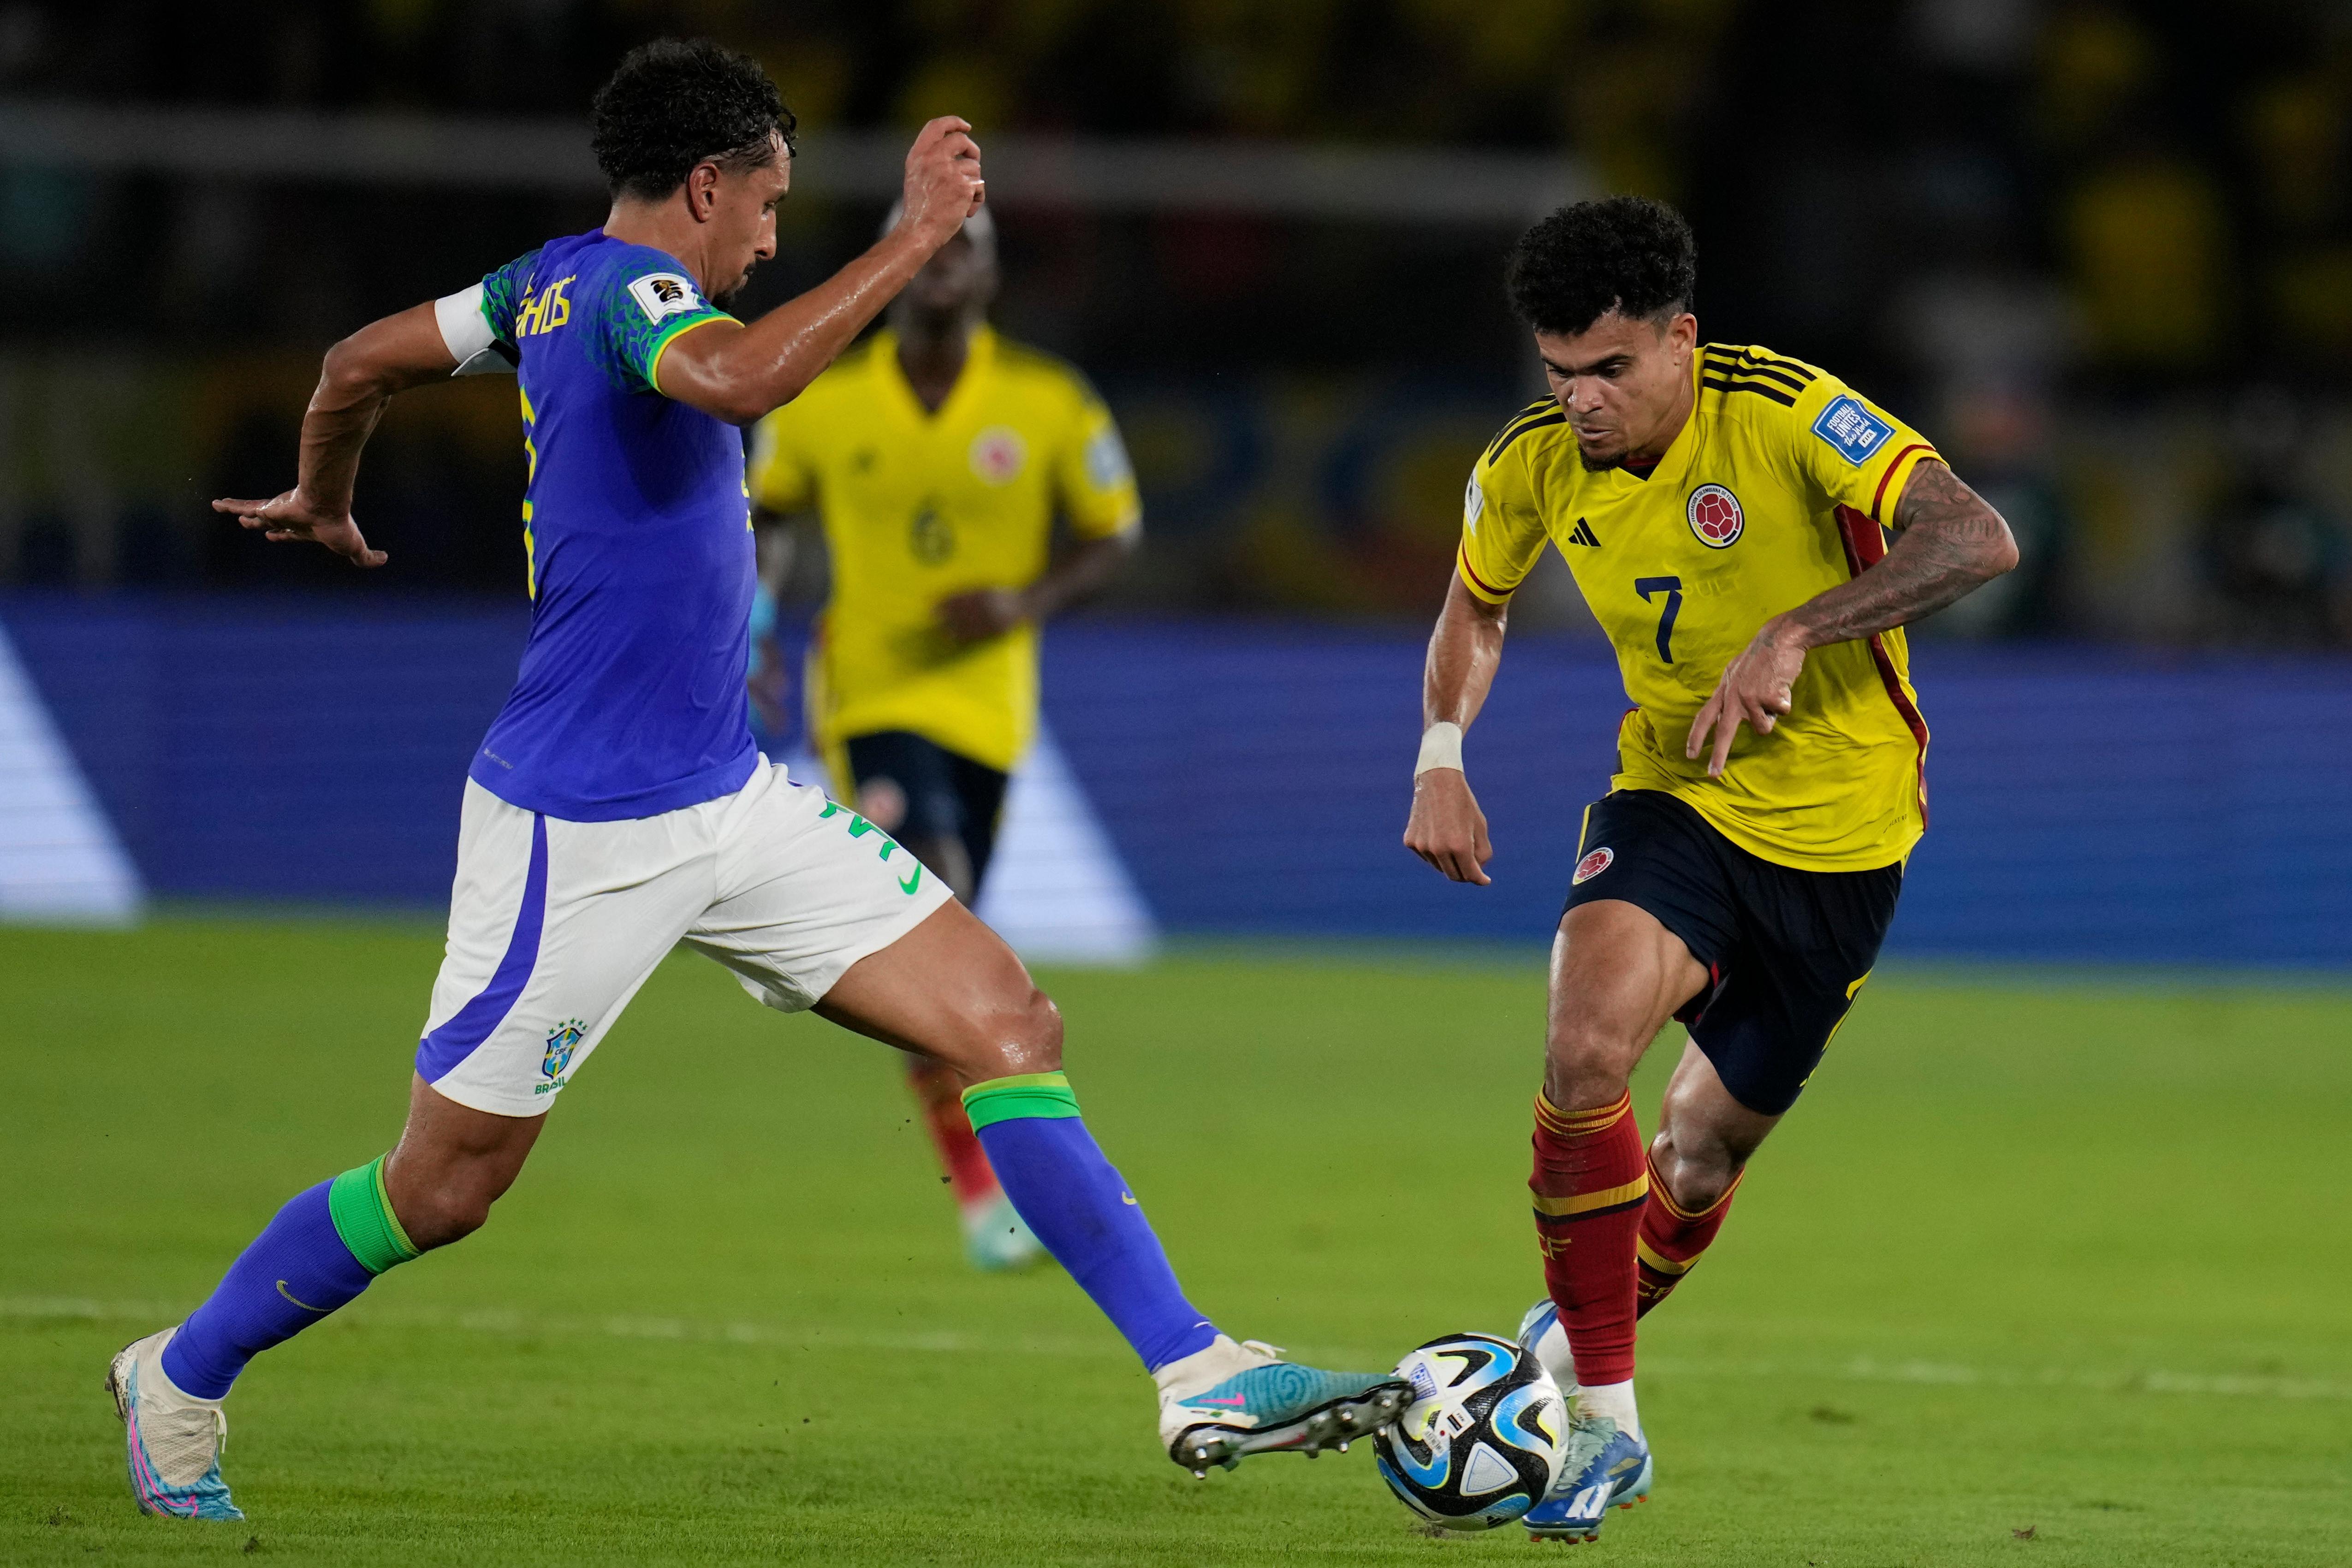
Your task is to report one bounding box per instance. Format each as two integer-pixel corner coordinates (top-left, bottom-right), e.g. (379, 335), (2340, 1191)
(1506, 196), (1697, 336)
(591, 38), (796, 202)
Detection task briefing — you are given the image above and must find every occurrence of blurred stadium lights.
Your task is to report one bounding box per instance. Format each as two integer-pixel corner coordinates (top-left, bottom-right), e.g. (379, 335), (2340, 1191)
(0, 97), (1591, 222)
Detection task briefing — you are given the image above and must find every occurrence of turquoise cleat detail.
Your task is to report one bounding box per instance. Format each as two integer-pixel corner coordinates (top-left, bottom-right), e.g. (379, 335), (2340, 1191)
(1155, 1336), (1412, 1475)
(962, 1193), (1048, 1273)
(107, 1329), (244, 1521)
(1521, 1413), (1651, 1543)
(1515, 1299), (1650, 1542)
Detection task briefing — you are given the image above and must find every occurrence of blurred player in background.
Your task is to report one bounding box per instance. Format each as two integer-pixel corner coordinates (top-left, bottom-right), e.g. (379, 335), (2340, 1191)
(109, 39), (1404, 1525)
(748, 205), (1140, 1272)
(1404, 197), (2017, 1542)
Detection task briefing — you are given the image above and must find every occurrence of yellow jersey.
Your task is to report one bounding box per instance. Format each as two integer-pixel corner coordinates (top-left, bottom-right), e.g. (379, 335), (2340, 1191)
(1457, 344), (1943, 872)
(748, 326), (1141, 774)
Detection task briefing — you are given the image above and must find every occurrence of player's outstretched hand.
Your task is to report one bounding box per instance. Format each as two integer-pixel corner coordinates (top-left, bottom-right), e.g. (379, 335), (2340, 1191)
(1404, 767), (1493, 885)
(898, 116), (984, 250)
(1687, 618), (1805, 777)
(213, 491), (387, 569)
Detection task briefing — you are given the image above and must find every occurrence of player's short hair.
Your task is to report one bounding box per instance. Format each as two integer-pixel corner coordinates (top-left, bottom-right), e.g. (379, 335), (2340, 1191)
(1506, 196), (1697, 337)
(591, 38), (796, 202)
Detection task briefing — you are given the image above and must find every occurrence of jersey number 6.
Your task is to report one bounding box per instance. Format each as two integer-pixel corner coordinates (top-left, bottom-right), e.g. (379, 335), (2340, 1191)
(1634, 576), (1683, 664)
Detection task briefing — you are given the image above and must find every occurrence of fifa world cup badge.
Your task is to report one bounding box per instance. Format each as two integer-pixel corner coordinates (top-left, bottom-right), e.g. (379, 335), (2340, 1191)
(542, 1019), (586, 1081)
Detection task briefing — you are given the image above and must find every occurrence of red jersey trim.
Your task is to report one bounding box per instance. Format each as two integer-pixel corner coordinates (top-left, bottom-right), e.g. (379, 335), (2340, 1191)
(1870, 442), (1935, 523)
(1455, 548), (1515, 601)
(1833, 504), (1930, 826)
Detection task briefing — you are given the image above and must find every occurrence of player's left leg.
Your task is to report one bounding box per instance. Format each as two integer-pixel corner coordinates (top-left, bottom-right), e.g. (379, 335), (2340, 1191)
(687, 770), (1408, 1472)
(1636, 1043), (1775, 1316)
(114, 785), (711, 1520)
(107, 1083), (540, 1523)
(1634, 848), (1906, 1318)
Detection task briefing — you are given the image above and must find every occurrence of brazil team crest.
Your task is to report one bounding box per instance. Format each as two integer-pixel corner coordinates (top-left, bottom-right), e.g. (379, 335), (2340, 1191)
(1686, 483), (1744, 549)
(542, 1018), (586, 1081)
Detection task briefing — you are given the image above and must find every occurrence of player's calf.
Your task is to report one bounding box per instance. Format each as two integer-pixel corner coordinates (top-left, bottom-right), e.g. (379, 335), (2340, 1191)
(1635, 1155), (1743, 1317)
(1635, 1041), (1772, 1316)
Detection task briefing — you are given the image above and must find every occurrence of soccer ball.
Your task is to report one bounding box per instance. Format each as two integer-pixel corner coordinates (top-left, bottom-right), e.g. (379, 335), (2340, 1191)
(1372, 1332), (1565, 1530)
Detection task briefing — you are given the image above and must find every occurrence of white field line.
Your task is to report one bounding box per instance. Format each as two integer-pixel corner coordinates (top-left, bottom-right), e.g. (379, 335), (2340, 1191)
(6, 1295), (2347, 1404)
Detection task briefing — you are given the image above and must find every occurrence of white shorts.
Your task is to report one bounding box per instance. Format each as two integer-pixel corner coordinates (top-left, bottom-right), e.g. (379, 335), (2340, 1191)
(416, 760), (952, 1117)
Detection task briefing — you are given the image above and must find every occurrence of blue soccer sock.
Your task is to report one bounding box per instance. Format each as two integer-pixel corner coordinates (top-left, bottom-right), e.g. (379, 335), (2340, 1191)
(963, 1072), (1220, 1372)
(160, 1154), (421, 1400)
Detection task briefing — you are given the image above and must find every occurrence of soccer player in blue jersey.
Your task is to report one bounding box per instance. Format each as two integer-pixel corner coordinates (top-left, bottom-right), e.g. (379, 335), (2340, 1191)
(113, 39), (1404, 1522)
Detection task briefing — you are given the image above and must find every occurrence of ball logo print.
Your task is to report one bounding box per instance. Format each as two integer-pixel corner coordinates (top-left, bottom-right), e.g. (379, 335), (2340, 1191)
(1686, 482), (1744, 548)
(1573, 847), (1615, 885)
(1373, 1333), (1565, 1530)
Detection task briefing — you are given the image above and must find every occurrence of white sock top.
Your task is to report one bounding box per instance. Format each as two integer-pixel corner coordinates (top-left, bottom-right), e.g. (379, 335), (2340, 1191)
(1575, 1378), (1642, 1443)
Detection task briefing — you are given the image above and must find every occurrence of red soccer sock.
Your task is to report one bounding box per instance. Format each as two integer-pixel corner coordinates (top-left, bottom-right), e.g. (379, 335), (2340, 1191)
(907, 1057), (1001, 1209)
(1635, 1155), (1744, 1319)
(1530, 1091), (1649, 1387)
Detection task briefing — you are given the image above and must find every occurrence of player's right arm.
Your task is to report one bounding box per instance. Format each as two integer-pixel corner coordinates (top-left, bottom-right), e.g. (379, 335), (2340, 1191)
(1402, 437), (1551, 885)
(655, 119), (985, 425)
(209, 301), (461, 568)
(1405, 573), (1509, 885)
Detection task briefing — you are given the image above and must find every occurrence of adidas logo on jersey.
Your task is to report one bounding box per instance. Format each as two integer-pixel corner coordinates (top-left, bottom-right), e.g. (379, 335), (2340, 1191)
(1566, 517), (1602, 547)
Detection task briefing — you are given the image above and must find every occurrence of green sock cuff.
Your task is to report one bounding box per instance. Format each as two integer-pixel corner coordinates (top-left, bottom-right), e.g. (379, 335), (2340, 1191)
(327, 1155), (420, 1275)
(962, 1071), (1082, 1130)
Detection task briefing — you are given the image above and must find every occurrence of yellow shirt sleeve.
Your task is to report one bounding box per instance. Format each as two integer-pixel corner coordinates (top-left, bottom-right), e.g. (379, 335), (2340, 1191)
(1455, 423), (1551, 603)
(1054, 386), (1142, 540)
(748, 402), (818, 514)
(1786, 375), (1942, 526)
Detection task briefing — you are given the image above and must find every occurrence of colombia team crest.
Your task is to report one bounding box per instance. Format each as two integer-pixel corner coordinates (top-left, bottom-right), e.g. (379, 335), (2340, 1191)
(1687, 483), (1744, 548)
(968, 426), (1027, 485)
(1572, 847), (1615, 884)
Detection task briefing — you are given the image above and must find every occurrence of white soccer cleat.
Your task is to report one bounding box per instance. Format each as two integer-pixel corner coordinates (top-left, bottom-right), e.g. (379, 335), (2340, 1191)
(1154, 1334), (1412, 1476)
(1516, 1298), (1580, 1400)
(106, 1327), (244, 1520)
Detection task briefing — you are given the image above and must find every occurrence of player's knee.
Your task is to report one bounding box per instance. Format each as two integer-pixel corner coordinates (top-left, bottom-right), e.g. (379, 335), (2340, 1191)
(391, 1165), (512, 1251)
(1541, 1017), (1642, 1104)
(959, 985), (1063, 1083)
(1649, 1125), (1740, 1212)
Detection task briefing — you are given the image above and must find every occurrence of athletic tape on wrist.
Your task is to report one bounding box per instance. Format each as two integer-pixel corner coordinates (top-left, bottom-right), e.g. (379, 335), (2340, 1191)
(1415, 721), (1465, 777)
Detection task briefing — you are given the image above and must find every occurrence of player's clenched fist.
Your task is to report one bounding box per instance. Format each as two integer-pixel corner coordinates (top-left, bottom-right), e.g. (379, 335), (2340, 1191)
(1405, 768), (1494, 886)
(899, 116), (984, 249)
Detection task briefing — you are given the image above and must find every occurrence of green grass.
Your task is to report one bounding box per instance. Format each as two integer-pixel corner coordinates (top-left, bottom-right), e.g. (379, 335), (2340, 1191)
(4, 919), (2349, 1566)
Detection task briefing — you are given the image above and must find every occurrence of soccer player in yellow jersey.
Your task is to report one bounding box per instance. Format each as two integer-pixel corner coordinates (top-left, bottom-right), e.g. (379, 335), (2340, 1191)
(748, 206), (1140, 1271)
(1403, 197), (2018, 1542)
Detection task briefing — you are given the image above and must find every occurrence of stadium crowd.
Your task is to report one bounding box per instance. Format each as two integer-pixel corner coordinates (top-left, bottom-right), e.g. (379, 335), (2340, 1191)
(0, 0), (2349, 643)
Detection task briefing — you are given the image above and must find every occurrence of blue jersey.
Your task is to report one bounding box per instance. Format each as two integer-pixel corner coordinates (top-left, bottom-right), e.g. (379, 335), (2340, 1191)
(466, 230), (759, 821)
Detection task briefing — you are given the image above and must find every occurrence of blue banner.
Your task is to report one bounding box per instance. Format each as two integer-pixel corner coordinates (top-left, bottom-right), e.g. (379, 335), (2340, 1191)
(5, 594), (2346, 967)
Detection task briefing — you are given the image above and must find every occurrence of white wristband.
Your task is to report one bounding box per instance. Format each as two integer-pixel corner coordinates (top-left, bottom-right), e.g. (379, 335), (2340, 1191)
(1415, 721), (1464, 777)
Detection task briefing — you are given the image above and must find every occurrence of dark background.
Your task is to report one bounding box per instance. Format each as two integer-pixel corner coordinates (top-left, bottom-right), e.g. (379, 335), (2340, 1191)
(3, 0), (2350, 643)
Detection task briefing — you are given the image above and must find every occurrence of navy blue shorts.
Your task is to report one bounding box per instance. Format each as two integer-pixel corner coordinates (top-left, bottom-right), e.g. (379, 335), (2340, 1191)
(842, 731), (1010, 894)
(1559, 789), (1902, 1117)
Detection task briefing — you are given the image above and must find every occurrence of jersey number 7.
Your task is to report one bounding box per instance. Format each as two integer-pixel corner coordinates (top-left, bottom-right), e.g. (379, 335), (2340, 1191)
(1634, 576), (1683, 664)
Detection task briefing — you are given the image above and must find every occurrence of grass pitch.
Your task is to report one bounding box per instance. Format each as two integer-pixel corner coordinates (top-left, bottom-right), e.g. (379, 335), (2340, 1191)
(4, 918), (2348, 1567)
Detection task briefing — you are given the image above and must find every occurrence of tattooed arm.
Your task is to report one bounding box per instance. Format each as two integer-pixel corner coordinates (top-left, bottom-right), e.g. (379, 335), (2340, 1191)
(1684, 461), (2017, 776)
